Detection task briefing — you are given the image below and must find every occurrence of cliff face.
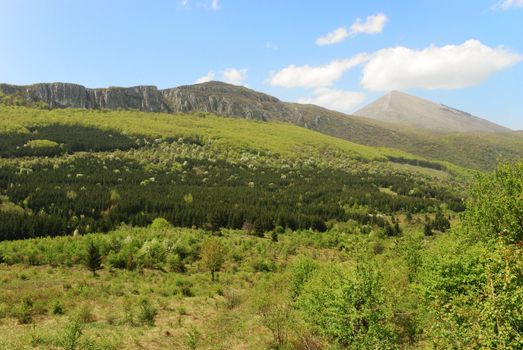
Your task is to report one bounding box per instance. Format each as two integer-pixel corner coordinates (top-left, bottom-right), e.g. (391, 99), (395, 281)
(162, 82), (314, 123)
(0, 83), (170, 112)
(0, 80), (392, 136)
(0, 81), (339, 126)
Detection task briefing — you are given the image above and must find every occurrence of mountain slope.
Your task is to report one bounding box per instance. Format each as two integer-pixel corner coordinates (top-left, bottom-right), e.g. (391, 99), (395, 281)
(1, 82), (521, 171)
(354, 90), (509, 133)
(0, 104), (468, 241)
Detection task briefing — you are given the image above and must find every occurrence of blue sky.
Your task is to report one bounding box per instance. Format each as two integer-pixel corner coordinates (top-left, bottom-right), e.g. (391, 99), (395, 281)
(0, 0), (522, 129)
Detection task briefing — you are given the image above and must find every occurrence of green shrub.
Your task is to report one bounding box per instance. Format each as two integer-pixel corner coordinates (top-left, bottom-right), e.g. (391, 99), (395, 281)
(297, 262), (397, 348)
(185, 326), (200, 350)
(51, 300), (64, 315)
(288, 257), (317, 301)
(137, 297), (157, 326)
(166, 253), (186, 273)
(150, 217), (172, 231)
(462, 161), (523, 244)
(75, 305), (94, 323)
(60, 318), (83, 350)
(14, 297), (34, 324)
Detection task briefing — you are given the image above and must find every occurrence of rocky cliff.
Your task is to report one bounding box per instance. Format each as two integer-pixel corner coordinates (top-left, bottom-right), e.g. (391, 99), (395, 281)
(0, 83), (171, 112)
(0, 81), (386, 132)
(0, 81), (308, 121)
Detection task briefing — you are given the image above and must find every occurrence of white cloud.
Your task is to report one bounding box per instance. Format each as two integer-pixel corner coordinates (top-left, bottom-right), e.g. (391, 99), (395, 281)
(265, 41), (279, 51)
(495, 0), (523, 9)
(361, 39), (522, 91)
(315, 13), (388, 46)
(350, 13), (388, 35)
(222, 68), (248, 86)
(182, 0), (219, 10)
(316, 27), (349, 46)
(267, 54), (368, 88)
(195, 71), (215, 84)
(196, 68), (248, 85)
(298, 88), (366, 112)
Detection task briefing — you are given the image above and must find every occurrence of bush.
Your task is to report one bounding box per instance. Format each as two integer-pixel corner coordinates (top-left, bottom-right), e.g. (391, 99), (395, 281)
(166, 253), (186, 273)
(289, 257), (317, 301)
(75, 305), (94, 323)
(60, 318), (84, 350)
(51, 300), (64, 315)
(462, 161), (523, 244)
(15, 297), (33, 324)
(137, 298), (157, 326)
(297, 262), (397, 348)
(150, 217), (172, 231)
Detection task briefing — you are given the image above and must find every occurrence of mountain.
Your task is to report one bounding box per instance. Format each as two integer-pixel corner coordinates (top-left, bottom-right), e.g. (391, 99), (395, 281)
(1, 81), (522, 171)
(354, 90), (510, 133)
(0, 81), (306, 123)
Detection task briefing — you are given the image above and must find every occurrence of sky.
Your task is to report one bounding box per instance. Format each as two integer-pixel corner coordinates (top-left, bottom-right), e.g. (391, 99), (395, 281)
(0, 0), (522, 129)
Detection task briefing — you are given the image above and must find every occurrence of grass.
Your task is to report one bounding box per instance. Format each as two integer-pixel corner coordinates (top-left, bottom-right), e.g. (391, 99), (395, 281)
(0, 227), (353, 349)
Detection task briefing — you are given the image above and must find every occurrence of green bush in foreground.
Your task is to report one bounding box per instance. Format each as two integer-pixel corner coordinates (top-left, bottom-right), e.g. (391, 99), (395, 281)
(297, 260), (397, 348)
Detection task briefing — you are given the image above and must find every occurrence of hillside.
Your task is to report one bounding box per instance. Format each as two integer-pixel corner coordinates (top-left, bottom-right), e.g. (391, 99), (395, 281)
(0, 104), (467, 241)
(354, 90), (510, 133)
(1, 82), (522, 171)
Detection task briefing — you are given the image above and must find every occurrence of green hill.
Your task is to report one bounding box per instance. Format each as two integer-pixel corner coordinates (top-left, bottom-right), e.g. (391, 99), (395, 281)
(0, 105), (466, 241)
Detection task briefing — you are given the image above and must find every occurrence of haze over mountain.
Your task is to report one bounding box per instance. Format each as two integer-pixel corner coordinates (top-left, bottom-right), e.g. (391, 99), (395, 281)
(1, 81), (522, 171)
(355, 91), (510, 133)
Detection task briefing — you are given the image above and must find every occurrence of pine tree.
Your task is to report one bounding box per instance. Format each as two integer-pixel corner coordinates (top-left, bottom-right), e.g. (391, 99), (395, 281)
(423, 223), (433, 236)
(85, 240), (102, 276)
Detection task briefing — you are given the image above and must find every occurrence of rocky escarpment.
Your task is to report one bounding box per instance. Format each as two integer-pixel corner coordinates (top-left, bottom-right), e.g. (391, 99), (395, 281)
(162, 82), (295, 122)
(0, 81), (368, 131)
(0, 81), (305, 121)
(0, 83), (171, 112)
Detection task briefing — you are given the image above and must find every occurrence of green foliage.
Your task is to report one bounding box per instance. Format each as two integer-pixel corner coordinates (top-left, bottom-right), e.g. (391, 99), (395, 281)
(25, 139), (60, 149)
(60, 318), (84, 350)
(137, 297), (157, 326)
(288, 257), (317, 301)
(166, 253), (186, 273)
(462, 161), (523, 244)
(419, 236), (523, 348)
(297, 261), (397, 348)
(85, 240), (102, 276)
(150, 217), (171, 231)
(51, 300), (65, 315)
(14, 297), (34, 324)
(185, 326), (201, 350)
(200, 238), (227, 281)
(254, 275), (295, 349)
(419, 161), (523, 348)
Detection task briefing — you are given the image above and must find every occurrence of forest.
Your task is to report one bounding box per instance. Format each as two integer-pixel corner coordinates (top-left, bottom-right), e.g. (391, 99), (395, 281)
(0, 105), (521, 349)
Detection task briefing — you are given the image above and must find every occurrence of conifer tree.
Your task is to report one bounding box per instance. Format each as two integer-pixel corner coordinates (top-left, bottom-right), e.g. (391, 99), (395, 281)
(85, 240), (102, 276)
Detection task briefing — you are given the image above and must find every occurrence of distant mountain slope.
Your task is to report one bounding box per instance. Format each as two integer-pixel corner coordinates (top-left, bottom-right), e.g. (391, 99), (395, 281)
(354, 91), (509, 133)
(1, 81), (521, 170)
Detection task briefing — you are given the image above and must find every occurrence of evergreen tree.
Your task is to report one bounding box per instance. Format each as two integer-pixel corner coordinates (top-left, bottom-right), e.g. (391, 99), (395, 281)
(85, 240), (102, 276)
(384, 223), (395, 236)
(423, 223), (433, 236)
